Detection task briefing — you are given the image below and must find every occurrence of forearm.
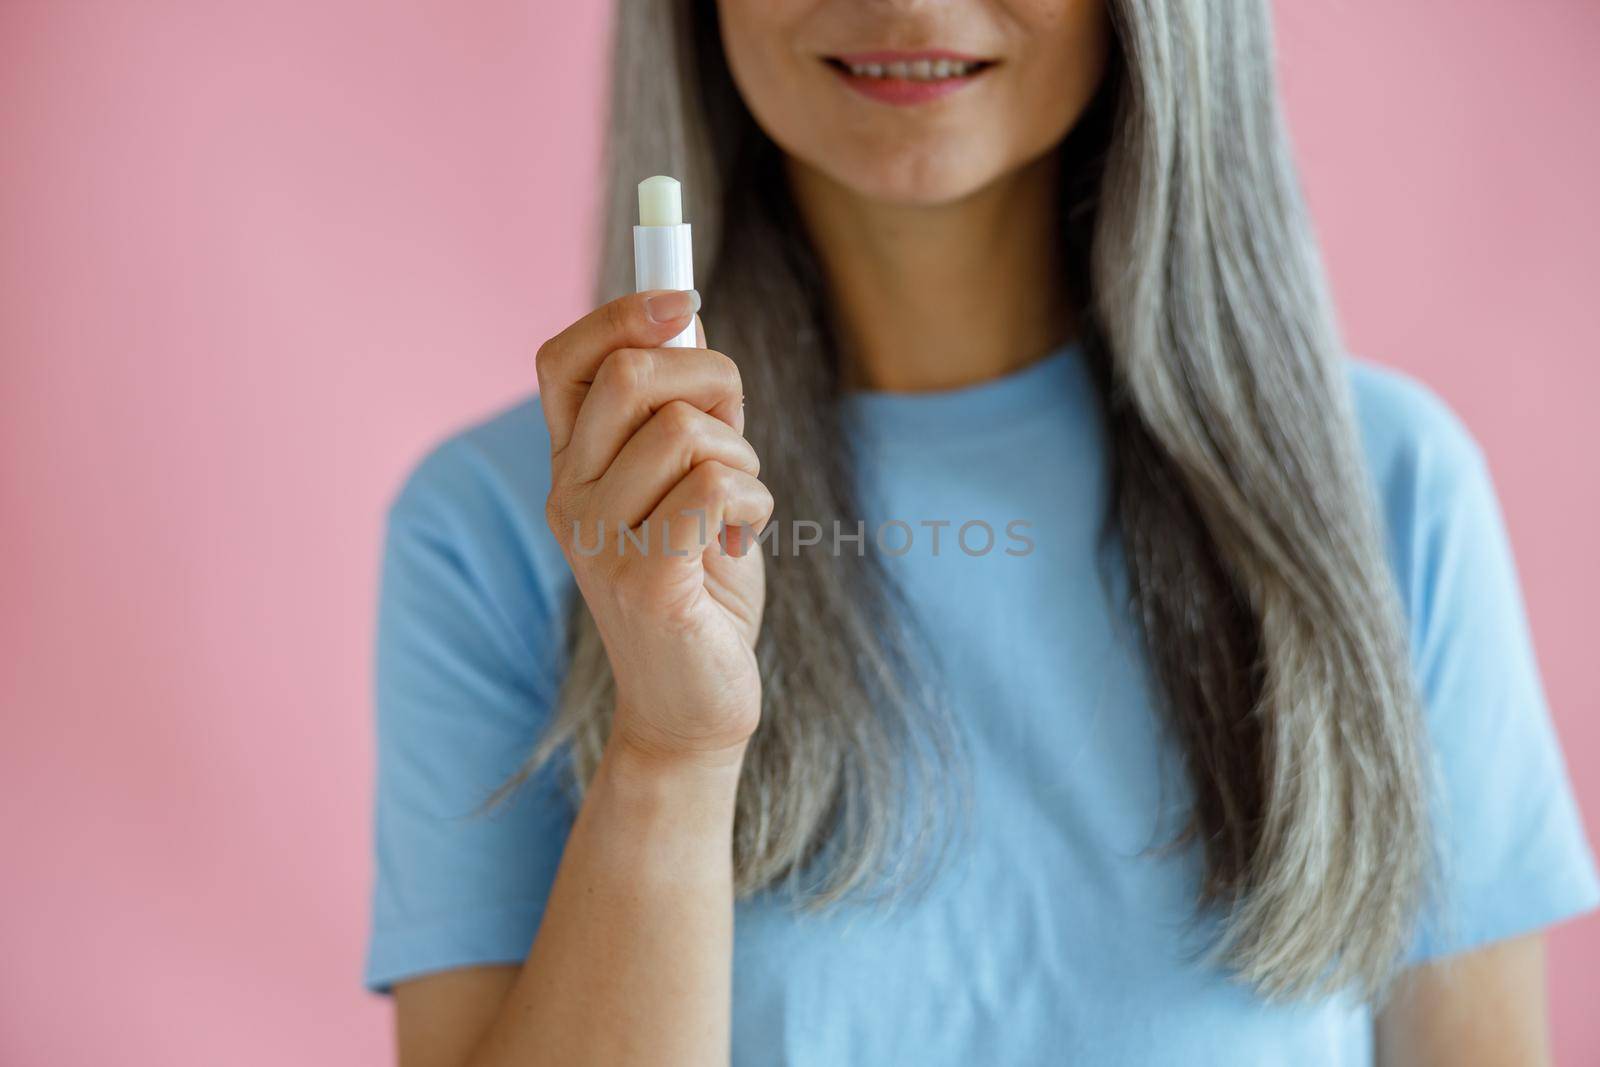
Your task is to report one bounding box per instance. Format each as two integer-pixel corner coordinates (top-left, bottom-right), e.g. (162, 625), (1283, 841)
(467, 735), (745, 1067)
(1374, 934), (1550, 1067)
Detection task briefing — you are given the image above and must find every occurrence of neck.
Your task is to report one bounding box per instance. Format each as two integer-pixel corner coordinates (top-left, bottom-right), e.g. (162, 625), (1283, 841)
(787, 151), (1073, 393)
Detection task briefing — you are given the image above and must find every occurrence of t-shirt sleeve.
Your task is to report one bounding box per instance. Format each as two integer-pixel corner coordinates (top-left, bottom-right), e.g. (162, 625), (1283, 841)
(364, 431), (576, 993)
(1381, 387), (1600, 963)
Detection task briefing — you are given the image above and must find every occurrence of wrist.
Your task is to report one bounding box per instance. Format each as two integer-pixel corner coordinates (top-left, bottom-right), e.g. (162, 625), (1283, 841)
(608, 707), (753, 776)
(597, 728), (747, 830)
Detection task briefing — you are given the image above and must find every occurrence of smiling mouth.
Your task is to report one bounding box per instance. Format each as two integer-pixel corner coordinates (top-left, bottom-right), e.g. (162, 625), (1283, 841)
(824, 53), (997, 81)
(822, 50), (997, 106)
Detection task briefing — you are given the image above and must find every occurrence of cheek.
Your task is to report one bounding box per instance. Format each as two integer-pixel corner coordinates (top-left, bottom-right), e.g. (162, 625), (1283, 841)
(716, 0), (815, 154)
(1005, 0), (1106, 36)
(1002, 4), (1113, 148)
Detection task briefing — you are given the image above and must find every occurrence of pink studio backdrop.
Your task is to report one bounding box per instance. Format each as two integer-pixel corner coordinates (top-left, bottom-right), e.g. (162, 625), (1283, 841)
(1, 2), (1595, 1063)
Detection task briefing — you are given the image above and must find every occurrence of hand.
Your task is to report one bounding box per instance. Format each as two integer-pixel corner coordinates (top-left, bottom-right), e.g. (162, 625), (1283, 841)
(535, 290), (773, 766)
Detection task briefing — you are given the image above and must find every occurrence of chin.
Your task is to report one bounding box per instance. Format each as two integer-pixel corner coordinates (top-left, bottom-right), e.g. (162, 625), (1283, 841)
(804, 142), (1000, 208)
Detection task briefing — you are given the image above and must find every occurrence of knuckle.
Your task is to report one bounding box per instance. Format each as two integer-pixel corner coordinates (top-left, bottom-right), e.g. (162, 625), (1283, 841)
(603, 297), (633, 336)
(698, 460), (737, 499)
(660, 399), (703, 440)
(598, 347), (651, 399)
(533, 336), (558, 380)
(706, 349), (742, 392)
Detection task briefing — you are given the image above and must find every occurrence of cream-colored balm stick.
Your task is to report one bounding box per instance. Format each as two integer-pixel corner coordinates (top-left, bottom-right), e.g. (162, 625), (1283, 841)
(634, 175), (697, 348)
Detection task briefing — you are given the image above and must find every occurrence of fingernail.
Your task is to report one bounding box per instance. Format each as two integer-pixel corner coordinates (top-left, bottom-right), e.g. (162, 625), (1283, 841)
(645, 288), (700, 324)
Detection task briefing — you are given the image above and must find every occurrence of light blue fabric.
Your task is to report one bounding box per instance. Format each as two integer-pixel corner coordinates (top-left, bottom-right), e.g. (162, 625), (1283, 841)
(366, 344), (1598, 1065)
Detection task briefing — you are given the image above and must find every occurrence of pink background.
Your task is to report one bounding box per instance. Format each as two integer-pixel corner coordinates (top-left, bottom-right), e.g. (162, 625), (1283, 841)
(1, 2), (1595, 1063)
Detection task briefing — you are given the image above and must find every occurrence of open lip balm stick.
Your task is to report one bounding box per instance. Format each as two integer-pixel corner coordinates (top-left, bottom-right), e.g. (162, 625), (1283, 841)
(633, 175), (697, 349)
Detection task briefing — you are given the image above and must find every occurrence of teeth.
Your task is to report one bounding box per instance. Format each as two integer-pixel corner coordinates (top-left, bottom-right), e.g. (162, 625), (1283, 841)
(844, 58), (979, 80)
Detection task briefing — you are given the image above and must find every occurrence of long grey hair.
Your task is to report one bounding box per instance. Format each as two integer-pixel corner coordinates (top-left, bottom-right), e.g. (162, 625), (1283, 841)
(513, 0), (1430, 1000)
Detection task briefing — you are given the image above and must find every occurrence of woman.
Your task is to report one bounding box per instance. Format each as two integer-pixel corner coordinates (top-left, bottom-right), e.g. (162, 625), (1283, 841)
(365, 1), (1598, 1063)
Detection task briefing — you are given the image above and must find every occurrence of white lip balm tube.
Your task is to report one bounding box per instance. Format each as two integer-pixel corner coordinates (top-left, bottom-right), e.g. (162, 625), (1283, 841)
(633, 174), (697, 349)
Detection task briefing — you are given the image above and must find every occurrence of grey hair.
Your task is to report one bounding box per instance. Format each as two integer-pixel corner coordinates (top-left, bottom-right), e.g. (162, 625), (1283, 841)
(508, 0), (1430, 1000)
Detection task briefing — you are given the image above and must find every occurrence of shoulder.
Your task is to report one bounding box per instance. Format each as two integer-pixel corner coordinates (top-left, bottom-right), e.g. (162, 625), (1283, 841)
(367, 399), (580, 992)
(390, 393), (555, 527)
(1345, 358), (1489, 512)
(1342, 359), (1504, 647)
(1344, 359), (1496, 561)
(383, 394), (574, 666)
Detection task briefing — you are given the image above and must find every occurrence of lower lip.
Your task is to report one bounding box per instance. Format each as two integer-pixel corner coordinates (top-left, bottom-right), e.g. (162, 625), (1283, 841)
(827, 64), (988, 107)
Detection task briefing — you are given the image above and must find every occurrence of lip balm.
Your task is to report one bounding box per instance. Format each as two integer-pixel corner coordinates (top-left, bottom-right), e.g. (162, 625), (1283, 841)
(633, 175), (697, 348)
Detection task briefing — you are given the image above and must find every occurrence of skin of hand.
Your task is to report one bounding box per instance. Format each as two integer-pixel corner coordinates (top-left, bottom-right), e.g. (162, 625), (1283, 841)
(535, 287), (774, 765)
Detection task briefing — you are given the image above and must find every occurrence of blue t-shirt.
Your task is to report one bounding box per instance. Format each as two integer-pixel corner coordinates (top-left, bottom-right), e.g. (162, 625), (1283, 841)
(366, 344), (1598, 1065)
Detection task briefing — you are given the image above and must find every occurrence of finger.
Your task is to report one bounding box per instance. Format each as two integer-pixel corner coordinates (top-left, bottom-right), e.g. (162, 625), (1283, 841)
(631, 461), (774, 565)
(711, 392), (744, 439)
(534, 288), (702, 454)
(589, 400), (760, 530)
(564, 346), (744, 483)
(688, 315), (745, 433)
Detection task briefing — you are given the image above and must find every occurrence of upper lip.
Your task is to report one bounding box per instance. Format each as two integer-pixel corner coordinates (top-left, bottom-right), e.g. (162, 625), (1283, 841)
(829, 49), (992, 66)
